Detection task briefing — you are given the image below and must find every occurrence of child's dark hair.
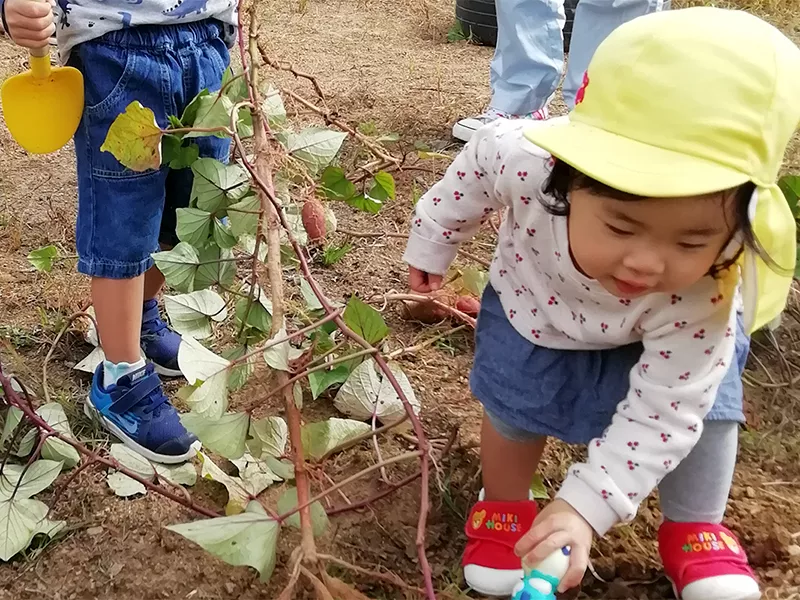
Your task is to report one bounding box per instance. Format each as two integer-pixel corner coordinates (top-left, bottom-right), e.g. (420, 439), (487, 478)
(541, 159), (770, 277)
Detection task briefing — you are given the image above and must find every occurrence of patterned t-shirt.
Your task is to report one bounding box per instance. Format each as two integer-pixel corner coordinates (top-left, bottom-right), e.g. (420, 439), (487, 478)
(402, 117), (740, 535)
(53, 0), (238, 62)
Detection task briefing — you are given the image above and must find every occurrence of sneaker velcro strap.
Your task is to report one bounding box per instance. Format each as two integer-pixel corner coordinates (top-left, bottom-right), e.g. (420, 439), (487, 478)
(464, 499), (537, 550)
(109, 373), (161, 414)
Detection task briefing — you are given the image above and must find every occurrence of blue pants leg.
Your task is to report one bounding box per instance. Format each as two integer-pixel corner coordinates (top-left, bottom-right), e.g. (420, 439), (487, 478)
(489, 0), (667, 114)
(563, 0), (668, 107)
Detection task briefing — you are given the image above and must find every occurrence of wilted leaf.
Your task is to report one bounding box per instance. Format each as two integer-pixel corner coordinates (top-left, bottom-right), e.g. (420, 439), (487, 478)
(417, 150), (451, 160)
(276, 487), (329, 537)
(230, 454), (282, 489)
(152, 243), (200, 293)
(155, 462), (197, 487)
(293, 382), (304, 409)
(107, 471), (147, 497)
(461, 267), (489, 297)
(300, 279), (323, 312)
(281, 127), (347, 176)
(228, 194), (260, 238)
(309, 365), (350, 400)
(263, 328), (304, 372)
(27, 246), (59, 273)
(73, 347), (109, 375)
(262, 85), (286, 127)
(247, 417), (288, 459)
(334, 361), (420, 423)
(374, 363), (421, 423)
(176, 208), (212, 247)
(0, 498), (64, 561)
(530, 474), (549, 500)
(191, 158), (250, 214)
(164, 290), (227, 339)
(343, 296), (389, 345)
(166, 501), (279, 582)
(181, 412), (249, 460)
(0, 460), (63, 500)
(300, 418), (371, 461)
(36, 404), (79, 469)
(101, 101), (164, 172)
(177, 338), (230, 419)
(281, 208), (309, 248)
(199, 453), (274, 515)
(319, 166), (355, 201)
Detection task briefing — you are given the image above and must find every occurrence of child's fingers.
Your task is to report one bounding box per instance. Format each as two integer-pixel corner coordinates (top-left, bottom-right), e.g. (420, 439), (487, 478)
(9, 1), (53, 19)
(408, 268), (431, 293)
(558, 545), (589, 592)
(427, 273), (443, 291)
(519, 528), (572, 568)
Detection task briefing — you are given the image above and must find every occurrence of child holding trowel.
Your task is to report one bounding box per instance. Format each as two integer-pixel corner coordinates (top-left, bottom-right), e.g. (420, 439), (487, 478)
(1, 0), (237, 463)
(403, 7), (798, 600)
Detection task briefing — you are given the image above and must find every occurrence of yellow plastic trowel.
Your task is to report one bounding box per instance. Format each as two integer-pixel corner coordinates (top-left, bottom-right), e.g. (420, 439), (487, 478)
(1, 42), (84, 154)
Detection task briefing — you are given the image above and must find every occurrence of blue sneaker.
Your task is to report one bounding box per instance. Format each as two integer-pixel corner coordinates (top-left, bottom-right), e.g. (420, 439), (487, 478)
(141, 298), (183, 378)
(85, 363), (198, 464)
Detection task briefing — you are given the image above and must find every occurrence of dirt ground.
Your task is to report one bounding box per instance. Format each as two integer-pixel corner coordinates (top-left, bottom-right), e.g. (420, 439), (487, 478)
(1, 0), (800, 599)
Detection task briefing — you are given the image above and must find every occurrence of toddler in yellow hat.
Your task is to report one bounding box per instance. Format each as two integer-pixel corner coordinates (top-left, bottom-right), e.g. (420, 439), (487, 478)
(403, 6), (798, 599)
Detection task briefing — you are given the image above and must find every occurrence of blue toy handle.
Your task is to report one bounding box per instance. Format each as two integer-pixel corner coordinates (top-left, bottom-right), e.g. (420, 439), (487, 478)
(511, 546), (571, 600)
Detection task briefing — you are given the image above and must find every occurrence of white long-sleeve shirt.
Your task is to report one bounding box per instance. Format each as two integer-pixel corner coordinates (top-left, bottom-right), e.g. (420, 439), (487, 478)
(403, 118), (739, 535)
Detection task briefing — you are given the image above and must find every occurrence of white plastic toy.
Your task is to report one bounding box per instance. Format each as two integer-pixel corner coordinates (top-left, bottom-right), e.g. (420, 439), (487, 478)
(511, 546), (571, 600)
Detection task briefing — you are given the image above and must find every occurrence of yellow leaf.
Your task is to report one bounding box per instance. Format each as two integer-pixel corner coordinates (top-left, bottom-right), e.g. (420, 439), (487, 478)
(100, 101), (164, 172)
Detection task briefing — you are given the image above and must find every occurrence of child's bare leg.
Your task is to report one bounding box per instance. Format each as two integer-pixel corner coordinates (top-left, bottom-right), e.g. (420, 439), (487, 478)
(143, 264), (165, 302)
(482, 411), (547, 501)
(92, 276), (144, 364)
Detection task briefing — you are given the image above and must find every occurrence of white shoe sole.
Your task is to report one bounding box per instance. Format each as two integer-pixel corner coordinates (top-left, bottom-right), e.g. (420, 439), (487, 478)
(671, 574), (761, 600)
(84, 396), (199, 464)
(452, 121), (480, 143)
(464, 564), (524, 597)
(152, 363), (184, 378)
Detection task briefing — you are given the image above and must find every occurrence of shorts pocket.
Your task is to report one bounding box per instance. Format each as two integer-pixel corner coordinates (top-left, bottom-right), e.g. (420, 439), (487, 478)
(73, 43), (137, 120)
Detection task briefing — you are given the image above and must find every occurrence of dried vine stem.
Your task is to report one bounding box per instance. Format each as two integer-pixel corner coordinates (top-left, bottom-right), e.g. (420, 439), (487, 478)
(256, 39), (326, 102)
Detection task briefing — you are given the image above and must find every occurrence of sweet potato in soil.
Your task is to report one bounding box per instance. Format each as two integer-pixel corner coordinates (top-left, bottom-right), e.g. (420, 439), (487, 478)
(402, 292), (480, 323)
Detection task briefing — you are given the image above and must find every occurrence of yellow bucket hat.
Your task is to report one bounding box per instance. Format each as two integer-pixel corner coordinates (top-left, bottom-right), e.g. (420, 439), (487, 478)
(524, 6), (800, 334)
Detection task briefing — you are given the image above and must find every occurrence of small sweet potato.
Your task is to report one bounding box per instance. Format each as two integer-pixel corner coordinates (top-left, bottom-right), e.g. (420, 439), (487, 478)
(455, 295), (481, 317)
(401, 299), (450, 323)
(301, 196), (326, 242)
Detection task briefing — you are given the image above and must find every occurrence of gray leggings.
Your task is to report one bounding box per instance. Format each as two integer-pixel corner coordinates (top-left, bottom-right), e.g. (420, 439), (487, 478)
(658, 420), (738, 523)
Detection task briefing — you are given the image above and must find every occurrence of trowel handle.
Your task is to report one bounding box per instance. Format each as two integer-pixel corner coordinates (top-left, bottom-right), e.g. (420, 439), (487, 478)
(28, 46), (52, 79)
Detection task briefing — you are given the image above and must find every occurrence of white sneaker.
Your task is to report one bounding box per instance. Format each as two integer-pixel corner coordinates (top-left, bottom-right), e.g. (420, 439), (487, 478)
(452, 106), (549, 143)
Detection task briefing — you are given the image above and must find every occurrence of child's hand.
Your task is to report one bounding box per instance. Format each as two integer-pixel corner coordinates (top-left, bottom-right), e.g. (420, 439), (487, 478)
(515, 499), (593, 593)
(408, 266), (443, 293)
(3, 0), (55, 49)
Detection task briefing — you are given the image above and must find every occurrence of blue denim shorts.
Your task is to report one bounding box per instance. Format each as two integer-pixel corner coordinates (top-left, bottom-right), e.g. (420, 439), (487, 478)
(470, 284), (749, 444)
(69, 20), (232, 279)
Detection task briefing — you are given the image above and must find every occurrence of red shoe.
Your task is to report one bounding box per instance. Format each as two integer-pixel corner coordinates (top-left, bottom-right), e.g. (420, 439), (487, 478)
(659, 521), (761, 600)
(462, 493), (537, 596)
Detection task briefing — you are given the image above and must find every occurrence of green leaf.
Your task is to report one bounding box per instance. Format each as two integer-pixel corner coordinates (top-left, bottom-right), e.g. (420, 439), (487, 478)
(529, 474), (549, 500)
(0, 460), (63, 500)
(164, 290), (227, 340)
(184, 93), (235, 139)
(308, 365), (351, 400)
(263, 327), (304, 372)
(228, 194), (260, 238)
(213, 219), (238, 249)
(180, 89), (211, 127)
(195, 245), (236, 290)
(343, 296), (389, 344)
(222, 346), (256, 392)
(281, 127), (347, 176)
(333, 360), (421, 423)
(198, 453), (277, 515)
(345, 193), (382, 215)
(168, 115), (184, 130)
(1, 407), (24, 449)
(107, 472), (147, 497)
(369, 171), (396, 202)
(182, 412), (249, 460)
(779, 175), (800, 217)
(300, 279), (323, 312)
(222, 66), (250, 104)
(446, 20), (467, 42)
(300, 418), (371, 461)
(293, 382), (304, 409)
(36, 404), (80, 469)
(176, 207), (213, 247)
(276, 487), (329, 537)
(322, 242), (352, 266)
(191, 158), (250, 214)
(417, 150), (450, 160)
(177, 337), (231, 419)
(319, 166), (356, 201)
(162, 135), (200, 169)
(376, 133), (401, 143)
(155, 462), (197, 487)
(262, 85), (286, 127)
(0, 498), (65, 561)
(235, 297), (273, 334)
(461, 267), (489, 297)
(281, 207), (309, 248)
(166, 502), (280, 582)
(100, 101), (164, 172)
(152, 243), (200, 293)
(247, 417), (288, 459)
(111, 443), (156, 479)
(27, 245), (59, 273)
(264, 456), (294, 480)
